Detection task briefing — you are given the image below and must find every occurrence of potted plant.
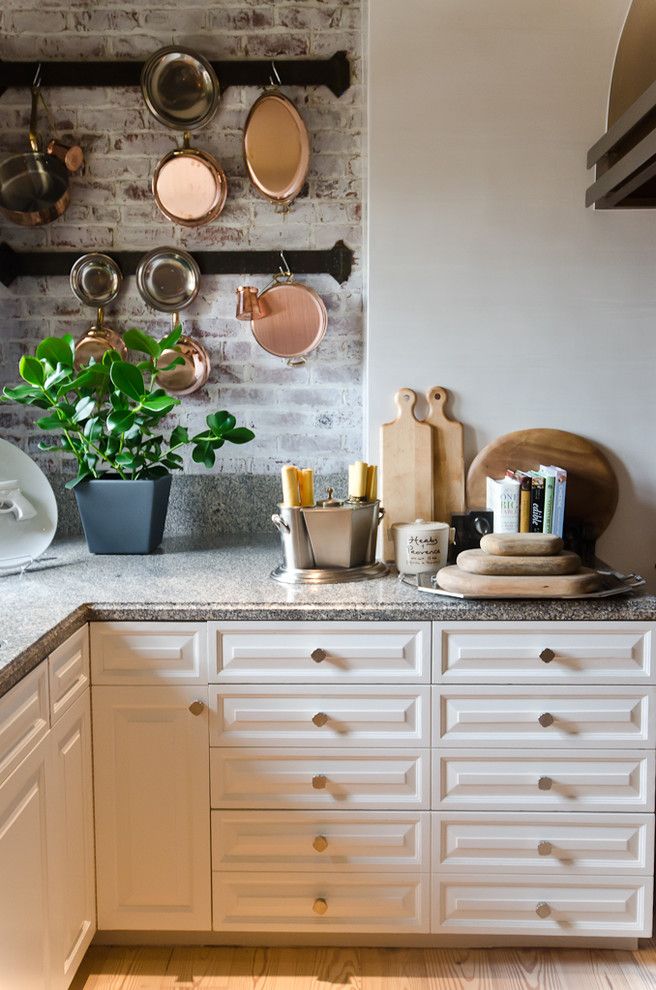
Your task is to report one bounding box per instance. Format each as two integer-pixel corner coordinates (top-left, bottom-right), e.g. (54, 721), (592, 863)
(1, 326), (255, 554)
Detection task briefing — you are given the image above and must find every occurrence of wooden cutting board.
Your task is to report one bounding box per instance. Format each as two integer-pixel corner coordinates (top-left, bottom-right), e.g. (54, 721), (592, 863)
(424, 386), (466, 524)
(480, 533), (564, 556)
(435, 564), (603, 597)
(380, 388), (433, 561)
(457, 548), (581, 576)
(467, 428), (618, 538)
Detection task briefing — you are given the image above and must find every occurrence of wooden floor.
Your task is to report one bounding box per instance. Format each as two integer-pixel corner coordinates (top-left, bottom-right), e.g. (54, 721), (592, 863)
(70, 942), (656, 989)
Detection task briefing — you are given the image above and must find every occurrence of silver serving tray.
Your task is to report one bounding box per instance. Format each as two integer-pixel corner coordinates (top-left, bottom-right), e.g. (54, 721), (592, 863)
(271, 561), (389, 585)
(406, 569), (646, 600)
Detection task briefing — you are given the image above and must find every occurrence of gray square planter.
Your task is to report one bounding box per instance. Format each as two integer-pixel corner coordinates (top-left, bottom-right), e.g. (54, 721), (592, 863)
(74, 475), (172, 554)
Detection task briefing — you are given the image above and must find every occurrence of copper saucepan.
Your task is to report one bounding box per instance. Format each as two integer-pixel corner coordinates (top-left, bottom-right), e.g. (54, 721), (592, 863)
(135, 247), (211, 394)
(0, 70), (70, 227)
(243, 86), (310, 212)
(236, 258), (328, 366)
(70, 254), (127, 366)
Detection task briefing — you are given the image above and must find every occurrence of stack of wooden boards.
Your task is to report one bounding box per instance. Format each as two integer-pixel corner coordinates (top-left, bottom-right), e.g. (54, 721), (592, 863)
(436, 532), (603, 597)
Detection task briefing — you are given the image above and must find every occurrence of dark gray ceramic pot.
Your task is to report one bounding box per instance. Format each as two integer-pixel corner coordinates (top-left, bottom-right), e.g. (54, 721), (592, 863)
(73, 474), (172, 554)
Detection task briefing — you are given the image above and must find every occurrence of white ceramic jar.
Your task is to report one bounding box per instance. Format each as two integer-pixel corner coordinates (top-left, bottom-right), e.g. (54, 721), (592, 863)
(391, 518), (453, 575)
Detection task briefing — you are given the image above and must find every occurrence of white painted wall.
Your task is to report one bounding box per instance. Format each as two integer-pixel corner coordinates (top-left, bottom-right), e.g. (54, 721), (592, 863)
(367, 0), (656, 587)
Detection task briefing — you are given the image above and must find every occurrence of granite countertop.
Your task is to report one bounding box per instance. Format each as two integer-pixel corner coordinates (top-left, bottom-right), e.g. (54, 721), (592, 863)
(1, 536), (655, 699)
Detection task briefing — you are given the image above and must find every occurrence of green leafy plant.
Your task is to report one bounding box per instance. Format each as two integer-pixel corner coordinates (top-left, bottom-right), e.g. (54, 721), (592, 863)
(1, 327), (255, 488)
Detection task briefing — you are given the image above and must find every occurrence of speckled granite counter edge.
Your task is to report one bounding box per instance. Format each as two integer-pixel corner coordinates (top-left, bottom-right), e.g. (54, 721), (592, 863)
(4, 595), (656, 702)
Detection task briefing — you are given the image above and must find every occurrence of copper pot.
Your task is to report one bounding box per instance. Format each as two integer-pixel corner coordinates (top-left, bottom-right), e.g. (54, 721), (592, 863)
(152, 131), (227, 227)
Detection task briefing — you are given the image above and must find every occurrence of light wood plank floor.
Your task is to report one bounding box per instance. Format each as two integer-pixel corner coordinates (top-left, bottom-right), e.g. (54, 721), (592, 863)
(70, 942), (656, 989)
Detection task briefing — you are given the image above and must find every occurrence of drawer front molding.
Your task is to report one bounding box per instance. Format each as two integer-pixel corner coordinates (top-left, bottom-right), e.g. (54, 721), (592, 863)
(90, 622), (208, 685)
(212, 810), (429, 872)
(435, 622), (655, 684)
(433, 685), (656, 748)
(0, 663), (49, 787)
(213, 872), (429, 933)
(49, 626), (89, 724)
(434, 749), (655, 812)
(210, 621), (431, 683)
(211, 747), (429, 810)
(434, 812), (654, 875)
(210, 685), (430, 748)
(432, 875), (653, 937)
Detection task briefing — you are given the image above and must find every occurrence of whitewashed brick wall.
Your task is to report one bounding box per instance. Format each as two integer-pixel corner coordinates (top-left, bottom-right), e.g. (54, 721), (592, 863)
(0, 0), (363, 478)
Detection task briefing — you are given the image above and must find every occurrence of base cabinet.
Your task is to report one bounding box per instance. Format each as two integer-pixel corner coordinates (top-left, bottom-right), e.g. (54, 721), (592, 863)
(49, 692), (96, 990)
(92, 685), (211, 931)
(0, 733), (54, 990)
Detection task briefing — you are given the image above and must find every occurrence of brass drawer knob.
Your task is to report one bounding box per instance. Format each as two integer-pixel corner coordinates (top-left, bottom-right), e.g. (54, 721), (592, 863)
(539, 648), (555, 664)
(537, 841), (553, 856)
(188, 700), (205, 716)
(538, 712), (554, 728)
(313, 835), (328, 853)
(538, 776), (553, 791)
(313, 897), (328, 915)
(312, 712), (329, 727)
(311, 648), (327, 664)
(535, 901), (551, 919)
(312, 774), (327, 790)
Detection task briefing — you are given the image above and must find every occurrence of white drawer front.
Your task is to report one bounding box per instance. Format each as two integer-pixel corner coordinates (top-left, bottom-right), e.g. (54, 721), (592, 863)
(210, 685), (430, 748)
(434, 749), (654, 812)
(210, 621), (430, 683)
(432, 875), (653, 937)
(49, 625), (89, 723)
(433, 685), (656, 748)
(211, 747), (429, 810)
(90, 622), (207, 684)
(435, 622), (655, 684)
(213, 872), (429, 933)
(0, 663), (49, 787)
(433, 812), (654, 875)
(211, 810), (429, 872)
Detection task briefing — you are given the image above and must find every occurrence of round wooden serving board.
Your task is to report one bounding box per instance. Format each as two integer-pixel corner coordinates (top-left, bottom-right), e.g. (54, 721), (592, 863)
(457, 548), (581, 576)
(466, 428), (618, 538)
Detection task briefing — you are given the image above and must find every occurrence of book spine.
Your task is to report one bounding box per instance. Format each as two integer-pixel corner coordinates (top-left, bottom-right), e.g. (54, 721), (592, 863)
(542, 473), (555, 533)
(517, 474), (531, 532)
(529, 474), (545, 532)
(551, 468), (567, 537)
(487, 477), (520, 533)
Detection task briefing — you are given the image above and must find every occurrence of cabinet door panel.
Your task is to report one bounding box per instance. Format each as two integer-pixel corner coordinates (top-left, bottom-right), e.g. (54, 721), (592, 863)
(50, 692), (96, 987)
(49, 626), (89, 724)
(0, 737), (53, 989)
(92, 686), (211, 930)
(0, 662), (49, 787)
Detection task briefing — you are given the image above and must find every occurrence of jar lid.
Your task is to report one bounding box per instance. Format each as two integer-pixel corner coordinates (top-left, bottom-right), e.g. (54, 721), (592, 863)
(391, 518), (449, 531)
(317, 486), (344, 508)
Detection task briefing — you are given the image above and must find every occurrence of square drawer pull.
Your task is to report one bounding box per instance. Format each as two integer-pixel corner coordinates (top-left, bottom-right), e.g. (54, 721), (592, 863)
(312, 897), (328, 915)
(539, 648), (555, 663)
(537, 841), (553, 856)
(312, 774), (328, 790)
(312, 712), (329, 727)
(535, 901), (551, 918)
(538, 712), (554, 728)
(313, 835), (329, 852)
(538, 776), (553, 791)
(311, 649), (327, 664)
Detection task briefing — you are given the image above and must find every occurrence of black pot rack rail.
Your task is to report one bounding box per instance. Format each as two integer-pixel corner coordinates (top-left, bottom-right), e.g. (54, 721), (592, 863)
(0, 51), (350, 100)
(0, 240), (354, 289)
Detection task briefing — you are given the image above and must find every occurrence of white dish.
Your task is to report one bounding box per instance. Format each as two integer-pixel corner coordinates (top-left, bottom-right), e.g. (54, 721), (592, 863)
(0, 439), (57, 569)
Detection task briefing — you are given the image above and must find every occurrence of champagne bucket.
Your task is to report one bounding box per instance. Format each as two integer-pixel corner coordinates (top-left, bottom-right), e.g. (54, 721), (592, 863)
(271, 505), (315, 570)
(301, 501), (384, 569)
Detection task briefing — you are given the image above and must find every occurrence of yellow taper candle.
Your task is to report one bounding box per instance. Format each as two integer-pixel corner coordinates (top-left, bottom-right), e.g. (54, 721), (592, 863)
(281, 464), (301, 506)
(348, 460), (368, 499)
(366, 464), (378, 501)
(299, 468), (315, 507)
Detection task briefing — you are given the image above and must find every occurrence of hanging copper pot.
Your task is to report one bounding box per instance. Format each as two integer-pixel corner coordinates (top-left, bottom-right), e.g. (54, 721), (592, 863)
(243, 88), (310, 211)
(70, 254), (126, 366)
(152, 131), (227, 227)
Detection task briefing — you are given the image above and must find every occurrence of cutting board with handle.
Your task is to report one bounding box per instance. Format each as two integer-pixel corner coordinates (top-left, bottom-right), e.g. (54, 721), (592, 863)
(424, 385), (466, 524)
(467, 428), (618, 538)
(380, 388), (433, 561)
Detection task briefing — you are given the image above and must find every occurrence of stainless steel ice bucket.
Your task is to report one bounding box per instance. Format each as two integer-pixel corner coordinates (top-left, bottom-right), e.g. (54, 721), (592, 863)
(272, 501), (385, 571)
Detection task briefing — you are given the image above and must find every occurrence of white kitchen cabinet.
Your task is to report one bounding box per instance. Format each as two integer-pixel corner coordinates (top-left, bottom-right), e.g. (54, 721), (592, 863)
(0, 728), (54, 989)
(90, 621), (208, 685)
(49, 625), (89, 724)
(92, 685), (211, 930)
(49, 691), (96, 990)
(0, 661), (49, 787)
